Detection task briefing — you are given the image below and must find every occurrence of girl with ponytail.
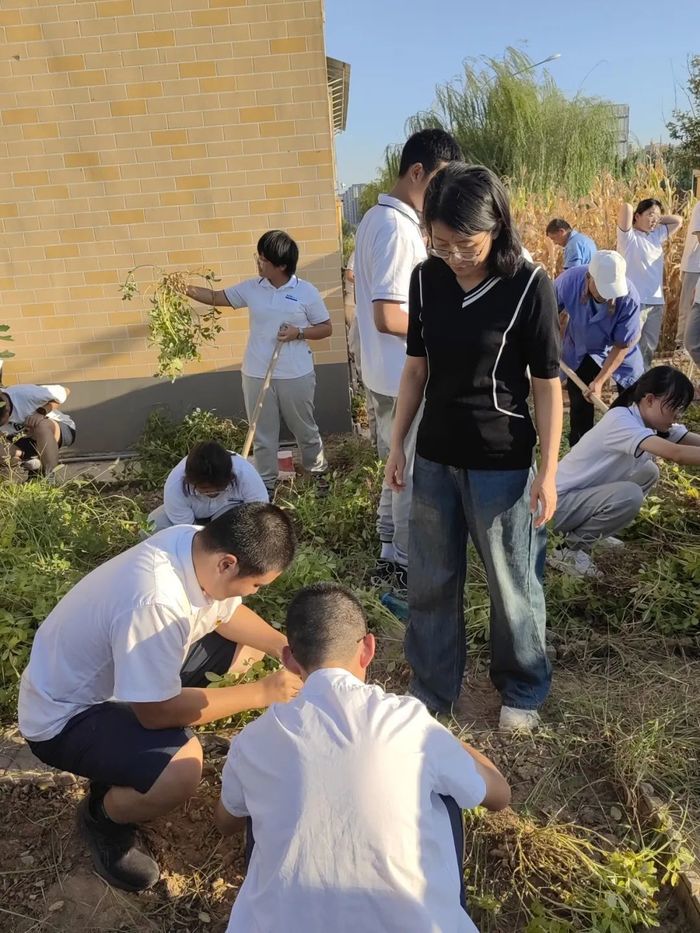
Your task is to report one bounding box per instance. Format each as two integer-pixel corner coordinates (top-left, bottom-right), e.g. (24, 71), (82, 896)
(550, 366), (699, 578)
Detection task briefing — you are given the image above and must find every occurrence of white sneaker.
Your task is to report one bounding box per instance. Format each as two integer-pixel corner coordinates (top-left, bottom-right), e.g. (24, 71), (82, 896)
(547, 547), (602, 579)
(499, 706), (541, 732)
(597, 536), (625, 549)
(21, 457), (42, 472)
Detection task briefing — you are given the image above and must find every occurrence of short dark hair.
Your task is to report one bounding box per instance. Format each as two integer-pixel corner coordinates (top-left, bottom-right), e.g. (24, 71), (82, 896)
(634, 198), (663, 220)
(612, 365), (694, 414)
(184, 441), (233, 491)
(546, 218), (572, 235)
(398, 129), (463, 177)
(199, 502), (296, 576)
(257, 229), (299, 276)
(424, 163), (523, 277)
(285, 582), (367, 671)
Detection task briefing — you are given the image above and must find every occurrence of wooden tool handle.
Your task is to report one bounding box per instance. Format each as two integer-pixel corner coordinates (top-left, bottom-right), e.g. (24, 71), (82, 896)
(560, 361), (609, 414)
(241, 341), (283, 460)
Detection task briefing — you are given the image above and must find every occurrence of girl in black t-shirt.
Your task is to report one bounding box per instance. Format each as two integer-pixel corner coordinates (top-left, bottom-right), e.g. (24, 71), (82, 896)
(385, 163), (563, 729)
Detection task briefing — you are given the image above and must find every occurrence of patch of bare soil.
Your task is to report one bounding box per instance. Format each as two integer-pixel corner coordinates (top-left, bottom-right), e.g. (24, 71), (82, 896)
(0, 776), (243, 933)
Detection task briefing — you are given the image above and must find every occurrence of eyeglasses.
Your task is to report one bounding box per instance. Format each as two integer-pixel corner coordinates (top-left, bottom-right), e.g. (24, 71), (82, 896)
(428, 246), (483, 262)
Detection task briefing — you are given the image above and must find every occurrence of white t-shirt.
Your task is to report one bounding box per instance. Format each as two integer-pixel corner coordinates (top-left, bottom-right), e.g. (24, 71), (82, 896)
(224, 275), (330, 379)
(163, 452), (268, 525)
(616, 225), (668, 305)
(18, 525), (241, 742)
(0, 384), (75, 435)
(557, 404), (687, 494)
(681, 201), (700, 274)
(221, 668), (485, 933)
(354, 194), (427, 397)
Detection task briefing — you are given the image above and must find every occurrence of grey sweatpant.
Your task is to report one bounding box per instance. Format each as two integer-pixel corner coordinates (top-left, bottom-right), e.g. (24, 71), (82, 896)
(683, 300), (700, 368)
(553, 460), (659, 545)
(639, 303), (664, 370)
(242, 371), (327, 489)
(678, 271), (700, 346)
(369, 389), (420, 567)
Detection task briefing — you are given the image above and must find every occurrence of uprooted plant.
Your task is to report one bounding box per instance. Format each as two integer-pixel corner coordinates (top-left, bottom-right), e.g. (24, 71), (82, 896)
(120, 266), (223, 380)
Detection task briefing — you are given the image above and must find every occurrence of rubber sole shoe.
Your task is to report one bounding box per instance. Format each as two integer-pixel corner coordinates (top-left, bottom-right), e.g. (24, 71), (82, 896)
(499, 706), (542, 732)
(370, 559), (398, 588)
(547, 546), (602, 579)
(77, 798), (160, 892)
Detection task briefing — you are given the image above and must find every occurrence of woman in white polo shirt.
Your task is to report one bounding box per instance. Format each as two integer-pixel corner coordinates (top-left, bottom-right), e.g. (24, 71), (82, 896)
(186, 231), (332, 493)
(616, 199), (682, 369)
(147, 440), (269, 533)
(551, 366), (699, 577)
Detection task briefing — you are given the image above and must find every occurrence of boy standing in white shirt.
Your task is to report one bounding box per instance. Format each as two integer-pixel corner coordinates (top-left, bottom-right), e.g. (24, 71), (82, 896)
(0, 383), (76, 476)
(215, 582), (510, 933)
(353, 130), (462, 594)
(19, 503), (301, 892)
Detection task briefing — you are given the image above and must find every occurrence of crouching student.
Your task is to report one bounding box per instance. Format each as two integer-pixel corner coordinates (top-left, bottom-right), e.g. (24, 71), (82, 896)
(18, 503), (301, 893)
(214, 582), (511, 933)
(550, 366), (700, 578)
(0, 383), (75, 476)
(148, 441), (268, 533)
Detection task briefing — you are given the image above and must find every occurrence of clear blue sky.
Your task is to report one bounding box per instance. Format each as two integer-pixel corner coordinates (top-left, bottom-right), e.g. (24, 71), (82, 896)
(325, 0), (698, 188)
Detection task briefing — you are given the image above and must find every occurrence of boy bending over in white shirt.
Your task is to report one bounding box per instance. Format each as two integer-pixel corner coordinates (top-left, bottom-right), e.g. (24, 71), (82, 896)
(0, 383), (75, 476)
(215, 582), (511, 933)
(19, 503), (302, 893)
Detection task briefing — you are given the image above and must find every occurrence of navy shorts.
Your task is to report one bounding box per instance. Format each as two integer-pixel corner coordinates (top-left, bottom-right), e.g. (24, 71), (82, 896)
(28, 631), (238, 794)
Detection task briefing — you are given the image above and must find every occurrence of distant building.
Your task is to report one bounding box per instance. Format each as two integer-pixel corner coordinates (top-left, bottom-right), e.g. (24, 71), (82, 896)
(342, 184), (367, 226)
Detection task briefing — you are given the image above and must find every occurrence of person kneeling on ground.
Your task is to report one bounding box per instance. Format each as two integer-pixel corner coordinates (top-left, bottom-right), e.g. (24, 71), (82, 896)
(147, 440), (269, 533)
(550, 366), (700, 578)
(18, 503), (301, 893)
(214, 582), (511, 933)
(0, 383), (75, 477)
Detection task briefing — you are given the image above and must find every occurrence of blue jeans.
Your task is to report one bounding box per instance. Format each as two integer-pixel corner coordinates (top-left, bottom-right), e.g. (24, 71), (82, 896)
(405, 455), (551, 713)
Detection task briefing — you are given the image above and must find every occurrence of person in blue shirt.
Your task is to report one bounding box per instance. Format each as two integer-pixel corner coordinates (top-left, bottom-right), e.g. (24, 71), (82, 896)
(555, 250), (643, 446)
(546, 219), (598, 270)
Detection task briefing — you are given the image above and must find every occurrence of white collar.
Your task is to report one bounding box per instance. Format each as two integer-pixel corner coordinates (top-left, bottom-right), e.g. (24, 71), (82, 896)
(300, 667), (363, 696)
(259, 274), (299, 291)
(377, 194), (422, 228)
(174, 528), (211, 610)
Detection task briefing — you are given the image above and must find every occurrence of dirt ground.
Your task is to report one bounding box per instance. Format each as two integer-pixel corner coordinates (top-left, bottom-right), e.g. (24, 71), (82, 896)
(1, 666), (693, 933)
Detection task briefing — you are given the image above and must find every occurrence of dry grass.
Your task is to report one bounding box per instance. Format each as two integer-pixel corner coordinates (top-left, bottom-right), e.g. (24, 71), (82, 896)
(513, 161), (697, 351)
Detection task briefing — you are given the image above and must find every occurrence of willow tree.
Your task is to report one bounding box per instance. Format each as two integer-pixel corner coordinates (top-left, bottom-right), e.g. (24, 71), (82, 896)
(405, 48), (619, 198)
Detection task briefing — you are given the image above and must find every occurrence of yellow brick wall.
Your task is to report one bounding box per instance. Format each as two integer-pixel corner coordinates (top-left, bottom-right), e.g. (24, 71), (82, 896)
(0, 0), (346, 384)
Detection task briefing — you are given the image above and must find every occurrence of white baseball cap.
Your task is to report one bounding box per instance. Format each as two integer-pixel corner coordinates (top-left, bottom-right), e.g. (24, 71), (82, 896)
(589, 250), (628, 300)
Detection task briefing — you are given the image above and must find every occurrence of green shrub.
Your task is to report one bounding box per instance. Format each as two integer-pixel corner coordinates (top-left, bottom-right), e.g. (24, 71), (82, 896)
(127, 407), (248, 490)
(0, 479), (143, 716)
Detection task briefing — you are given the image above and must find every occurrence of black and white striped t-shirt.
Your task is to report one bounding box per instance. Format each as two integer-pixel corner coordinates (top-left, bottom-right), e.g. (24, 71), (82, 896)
(406, 258), (561, 470)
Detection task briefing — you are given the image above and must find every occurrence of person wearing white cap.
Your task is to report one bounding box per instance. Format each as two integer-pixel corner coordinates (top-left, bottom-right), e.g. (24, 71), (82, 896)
(555, 250), (644, 446)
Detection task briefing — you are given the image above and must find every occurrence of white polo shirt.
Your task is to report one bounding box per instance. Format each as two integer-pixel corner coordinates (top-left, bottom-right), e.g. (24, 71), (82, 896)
(224, 275), (330, 380)
(221, 668), (485, 933)
(616, 225), (668, 305)
(0, 383), (75, 435)
(681, 201), (700, 274)
(354, 194), (428, 397)
(18, 525), (241, 742)
(163, 452), (268, 525)
(556, 404), (687, 494)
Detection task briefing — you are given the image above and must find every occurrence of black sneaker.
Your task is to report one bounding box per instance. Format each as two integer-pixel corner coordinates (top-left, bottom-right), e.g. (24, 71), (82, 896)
(392, 565), (408, 599)
(311, 473), (331, 497)
(77, 796), (160, 892)
(370, 559), (398, 587)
